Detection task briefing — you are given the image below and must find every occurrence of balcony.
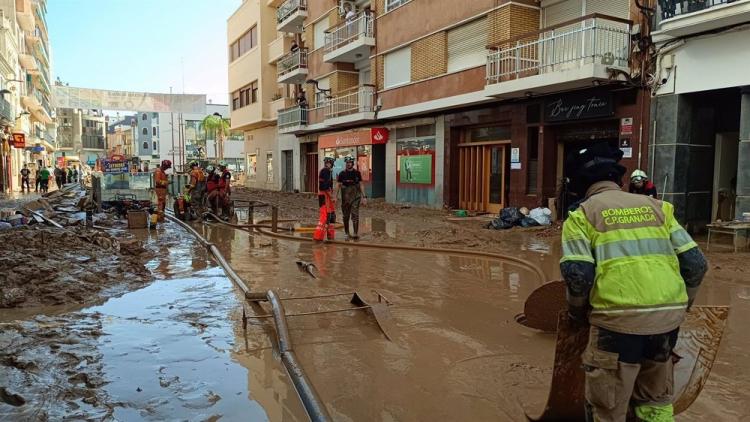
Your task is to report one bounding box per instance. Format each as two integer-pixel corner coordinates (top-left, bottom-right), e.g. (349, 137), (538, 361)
(656, 0), (750, 38)
(0, 96), (12, 122)
(268, 35), (293, 64)
(278, 105), (308, 134)
(15, 0), (35, 31)
(18, 51), (39, 72)
(277, 48), (308, 84)
(268, 96), (295, 120)
(277, 0), (307, 33)
(324, 85), (376, 126)
(485, 14), (631, 99)
(323, 14), (375, 63)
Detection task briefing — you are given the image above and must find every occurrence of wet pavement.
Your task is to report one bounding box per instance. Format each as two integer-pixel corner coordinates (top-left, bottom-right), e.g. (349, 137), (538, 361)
(1, 217), (748, 420)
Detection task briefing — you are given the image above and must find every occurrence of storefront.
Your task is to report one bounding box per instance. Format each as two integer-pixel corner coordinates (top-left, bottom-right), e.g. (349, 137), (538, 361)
(318, 128), (388, 198)
(445, 86), (649, 215)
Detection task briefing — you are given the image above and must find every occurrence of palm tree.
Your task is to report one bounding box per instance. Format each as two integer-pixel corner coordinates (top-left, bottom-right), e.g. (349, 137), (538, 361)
(199, 113), (230, 160)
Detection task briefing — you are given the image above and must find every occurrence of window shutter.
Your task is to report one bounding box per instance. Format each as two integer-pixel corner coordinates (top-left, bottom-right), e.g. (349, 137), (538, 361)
(314, 18), (328, 50)
(543, 0), (583, 27)
(384, 47), (412, 88)
(447, 18), (488, 73)
(585, 0), (629, 19)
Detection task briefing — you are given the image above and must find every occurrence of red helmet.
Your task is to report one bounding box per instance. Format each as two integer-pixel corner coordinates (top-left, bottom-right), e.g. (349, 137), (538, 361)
(161, 160), (172, 169)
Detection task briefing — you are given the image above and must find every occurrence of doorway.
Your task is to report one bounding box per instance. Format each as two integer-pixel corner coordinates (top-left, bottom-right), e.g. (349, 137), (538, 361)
(282, 150), (293, 192)
(712, 133), (738, 221)
(557, 137), (619, 214)
(458, 142), (509, 212)
(304, 151), (318, 193)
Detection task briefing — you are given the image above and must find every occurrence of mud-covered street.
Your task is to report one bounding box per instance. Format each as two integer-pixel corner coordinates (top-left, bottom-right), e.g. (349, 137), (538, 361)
(0, 189), (748, 421)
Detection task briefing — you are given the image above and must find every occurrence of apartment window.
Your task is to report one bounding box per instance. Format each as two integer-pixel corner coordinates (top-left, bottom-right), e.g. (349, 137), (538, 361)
(313, 18), (328, 50)
(152, 127), (157, 136)
(232, 81), (259, 110)
(152, 112), (158, 118)
(153, 141), (157, 150)
(385, 0), (411, 12)
(447, 18), (488, 73)
(142, 127), (148, 135)
(384, 47), (411, 88)
(266, 152), (274, 183)
(230, 25), (258, 62)
(142, 113), (147, 120)
(143, 141), (148, 150)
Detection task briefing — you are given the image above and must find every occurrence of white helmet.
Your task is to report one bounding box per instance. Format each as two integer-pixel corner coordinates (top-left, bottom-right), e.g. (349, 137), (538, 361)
(631, 169), (648, 182)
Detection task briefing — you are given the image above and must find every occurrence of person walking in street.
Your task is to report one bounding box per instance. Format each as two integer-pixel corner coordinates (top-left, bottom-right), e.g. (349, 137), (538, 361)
(559, 143), (707, 422)
(629, 169), (658, 199)
(67, 167), (74, 185)
(53, 166), (62, 189)
(217, 161), (232, 220)
(335, 156), (367, 239)
(154, 160), (171, 222)
(313, 156), (336, 241)
(72, 167), (79, 183)
(20, 165), (30, 193)
(38, 166), (50, 193)
(34, 168), (40, 192)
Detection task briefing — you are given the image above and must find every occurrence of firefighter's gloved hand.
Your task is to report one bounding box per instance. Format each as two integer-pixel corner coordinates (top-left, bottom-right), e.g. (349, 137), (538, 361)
(568, 305), (589, 327)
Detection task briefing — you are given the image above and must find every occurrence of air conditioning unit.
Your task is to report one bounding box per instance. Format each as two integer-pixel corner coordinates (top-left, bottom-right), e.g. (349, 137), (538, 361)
(601, 52), (615, 66)
(338, 1), (357, 16)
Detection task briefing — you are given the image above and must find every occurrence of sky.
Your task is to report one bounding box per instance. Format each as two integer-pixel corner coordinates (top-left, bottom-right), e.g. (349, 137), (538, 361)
(47, 0), (242, 105)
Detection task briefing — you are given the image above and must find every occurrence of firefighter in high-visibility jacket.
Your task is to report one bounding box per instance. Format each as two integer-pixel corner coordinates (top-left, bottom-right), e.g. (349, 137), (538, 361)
(154, 160), (172, 222)
(560, 143), (707, 422)
(313, 156), (336, 241)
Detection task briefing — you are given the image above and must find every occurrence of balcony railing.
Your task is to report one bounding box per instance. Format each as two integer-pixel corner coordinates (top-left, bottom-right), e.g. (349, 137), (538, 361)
(277, 0), (306, 24)
(324, 13), (374, 54)
(658, 0), (731, 20)
(325, 85), (375, 119)
(486, 14), (631, 85)
(277, 48), (308, 79)
(278, 105), (308, 129)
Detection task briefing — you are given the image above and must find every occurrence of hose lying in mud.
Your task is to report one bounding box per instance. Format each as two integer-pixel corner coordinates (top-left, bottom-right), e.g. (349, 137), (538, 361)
(165, 213), (333, 422)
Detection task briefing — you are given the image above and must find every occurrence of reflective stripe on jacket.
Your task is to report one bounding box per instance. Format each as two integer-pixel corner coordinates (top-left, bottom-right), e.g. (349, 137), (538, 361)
(560, 181), (697, 335)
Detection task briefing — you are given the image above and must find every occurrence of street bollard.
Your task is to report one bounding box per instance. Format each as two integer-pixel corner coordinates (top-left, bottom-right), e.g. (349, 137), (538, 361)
(248, 206), (254, 225)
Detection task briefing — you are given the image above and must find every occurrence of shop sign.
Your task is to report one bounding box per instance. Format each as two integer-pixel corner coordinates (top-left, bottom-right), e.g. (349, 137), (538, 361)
(319, 128), (389, 149)
(110, 154), (126, 161)
(32, 146), (44, 153)
(620, 138), (633, 158)
(102, 159), (129, 174)
(620, 117), (633, 136)
(399, 154), (432, 184)
(544, 90), (614, 122)
(56, 157), (65, 168)
(11, 133), (25, 148)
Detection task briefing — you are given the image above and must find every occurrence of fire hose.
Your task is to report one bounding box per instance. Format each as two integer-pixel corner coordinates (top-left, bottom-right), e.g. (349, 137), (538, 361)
(165, 213), (332, 422)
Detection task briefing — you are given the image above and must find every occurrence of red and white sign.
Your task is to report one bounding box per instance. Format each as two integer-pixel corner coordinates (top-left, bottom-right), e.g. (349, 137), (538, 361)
(110, 154), (125, 161)
(319, 128), (389, 149)
(620, 117), (633, 136)
(11, 133), (25, 148)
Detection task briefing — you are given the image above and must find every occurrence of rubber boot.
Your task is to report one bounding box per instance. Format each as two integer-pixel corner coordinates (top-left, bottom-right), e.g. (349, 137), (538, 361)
(313, 205), (327, 241)
(352, 220), (359, 240)
(343, 215), (350, 239)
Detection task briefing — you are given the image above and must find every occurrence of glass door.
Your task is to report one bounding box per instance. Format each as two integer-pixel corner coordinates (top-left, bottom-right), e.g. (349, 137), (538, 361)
(484, 145), (506, 214)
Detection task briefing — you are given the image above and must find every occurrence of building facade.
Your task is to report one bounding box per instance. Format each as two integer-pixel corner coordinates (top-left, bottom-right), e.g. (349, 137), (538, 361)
(106, 114), (137, 158)
(0, 0), (55, 192)
(650, 0), (750, 229)
(259, 0), (650, 212)
(228, 0), (300, 192)
(56, 108), (106, 168)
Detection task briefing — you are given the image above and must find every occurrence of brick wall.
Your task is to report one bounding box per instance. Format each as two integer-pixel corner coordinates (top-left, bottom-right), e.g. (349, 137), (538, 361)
(488, 4), (539, 47)
(373, 0), (385, 16)
(330, 71), (359, 95)
(375, 56), (384, 91)
(411, 32), (448, 82)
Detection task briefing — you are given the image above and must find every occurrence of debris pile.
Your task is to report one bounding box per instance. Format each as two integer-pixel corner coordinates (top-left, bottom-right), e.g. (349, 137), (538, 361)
(486, 207), (553, 230)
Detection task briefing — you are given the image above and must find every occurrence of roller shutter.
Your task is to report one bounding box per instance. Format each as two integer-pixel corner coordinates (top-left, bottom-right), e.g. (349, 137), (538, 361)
(447, 18), (488, 73)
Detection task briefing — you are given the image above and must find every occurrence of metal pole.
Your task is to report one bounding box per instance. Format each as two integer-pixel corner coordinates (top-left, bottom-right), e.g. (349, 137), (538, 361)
(170, 87), (175, 168)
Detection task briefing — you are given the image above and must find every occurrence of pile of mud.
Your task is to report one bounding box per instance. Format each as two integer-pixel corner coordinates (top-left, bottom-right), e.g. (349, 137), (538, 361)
(0, 312), (114, 419)
(0, 226), (152, 308)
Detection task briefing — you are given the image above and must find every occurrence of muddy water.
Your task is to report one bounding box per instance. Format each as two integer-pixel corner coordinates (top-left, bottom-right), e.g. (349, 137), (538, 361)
(201, 223), (560, 421)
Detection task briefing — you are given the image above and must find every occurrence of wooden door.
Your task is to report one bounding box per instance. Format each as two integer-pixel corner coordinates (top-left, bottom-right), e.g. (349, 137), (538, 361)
(458, 142), (508, 212)
(305, 152), (318, 193)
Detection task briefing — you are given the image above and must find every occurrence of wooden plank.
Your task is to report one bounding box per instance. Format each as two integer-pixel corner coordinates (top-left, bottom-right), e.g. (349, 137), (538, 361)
(500, 146), (506, 208)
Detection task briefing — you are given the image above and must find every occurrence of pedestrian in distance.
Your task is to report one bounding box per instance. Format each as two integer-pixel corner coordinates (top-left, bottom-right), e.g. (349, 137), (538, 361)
(38, 166), (50, 193)
(73, 167), (79, 183)
(335, 156), (367, 239)
(20, 164), (30, 193)
(186, 161), (206, 219)
(53, 166), (62, 189)
(67, 167), (74, 185)
(313, 157), (336, 241)
(34, 168), (40, 192)
(629, 169), (658, 199)
(560, 142), (707, 422)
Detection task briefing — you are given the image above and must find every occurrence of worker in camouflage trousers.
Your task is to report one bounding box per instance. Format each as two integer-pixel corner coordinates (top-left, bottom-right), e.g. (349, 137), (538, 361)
(335, 156), (367, 239)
